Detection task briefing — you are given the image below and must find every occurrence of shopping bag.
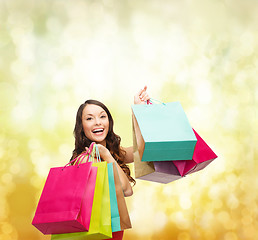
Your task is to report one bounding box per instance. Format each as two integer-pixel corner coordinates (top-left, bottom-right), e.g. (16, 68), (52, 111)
(51, 143), (112, 240)
(173, 129), (218, 176)
(112, 163), (132, 230)
(107, 163), (121, 232)
(103, 231), (124, 240)
(32, 158), (97, 235)
(131, 101), (197, 161)
(133, 118), (182, 183)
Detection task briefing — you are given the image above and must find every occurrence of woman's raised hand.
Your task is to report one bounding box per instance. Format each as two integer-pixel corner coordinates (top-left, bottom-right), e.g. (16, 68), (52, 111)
(134, 85), (150, 104)
(96, 144), (114, 162)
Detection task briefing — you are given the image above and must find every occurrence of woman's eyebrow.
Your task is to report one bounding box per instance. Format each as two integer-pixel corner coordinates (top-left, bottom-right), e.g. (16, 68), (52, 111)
(85, 111), (106, 116)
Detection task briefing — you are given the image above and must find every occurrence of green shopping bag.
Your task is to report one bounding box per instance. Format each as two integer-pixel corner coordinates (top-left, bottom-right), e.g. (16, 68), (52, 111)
(51, 144), (112, 240)
(132, 101), (197, 161)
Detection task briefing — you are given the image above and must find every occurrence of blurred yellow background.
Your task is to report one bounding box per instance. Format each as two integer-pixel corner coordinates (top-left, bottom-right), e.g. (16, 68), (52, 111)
(0, 0), (257, 239)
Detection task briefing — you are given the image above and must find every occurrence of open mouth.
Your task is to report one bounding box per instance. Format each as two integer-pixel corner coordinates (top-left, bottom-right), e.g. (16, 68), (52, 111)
(92, 128), (104, 134)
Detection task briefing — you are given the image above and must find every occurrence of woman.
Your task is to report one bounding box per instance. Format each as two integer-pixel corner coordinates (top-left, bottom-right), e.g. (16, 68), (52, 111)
(71, 86), (150, 197)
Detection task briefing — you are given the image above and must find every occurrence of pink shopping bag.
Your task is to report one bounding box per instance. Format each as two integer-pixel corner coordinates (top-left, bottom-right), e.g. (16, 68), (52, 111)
(32, 159), (97, 235)
(173, 129), (217, 176)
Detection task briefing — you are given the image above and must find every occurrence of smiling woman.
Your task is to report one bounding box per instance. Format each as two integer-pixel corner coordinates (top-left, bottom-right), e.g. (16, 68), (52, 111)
(82, 103), (110, 146)
(70, 87), (150, 198)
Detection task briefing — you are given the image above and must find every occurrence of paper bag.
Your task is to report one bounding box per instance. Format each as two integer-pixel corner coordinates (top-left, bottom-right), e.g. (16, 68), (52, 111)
(32, 162), (97, 235)
(131, 101), (197, 161)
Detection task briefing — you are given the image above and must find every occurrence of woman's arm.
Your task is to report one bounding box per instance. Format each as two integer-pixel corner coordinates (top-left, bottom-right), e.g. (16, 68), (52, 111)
(121, 146), (134, 164)
(97, 144), (133, 197)
(123, 86), (150, 164)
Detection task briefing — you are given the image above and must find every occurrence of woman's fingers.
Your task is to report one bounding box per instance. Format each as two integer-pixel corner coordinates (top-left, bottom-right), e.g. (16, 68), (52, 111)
(138, 86), (147, 97)
(134, 85), (150, 104)
(137, 89), (145, 99)
(139, 90), (150, 102)
(85, 147), (89, 153)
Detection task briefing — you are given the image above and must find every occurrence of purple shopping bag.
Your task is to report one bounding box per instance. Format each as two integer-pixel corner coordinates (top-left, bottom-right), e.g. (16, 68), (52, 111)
(32, 160), (97, 235)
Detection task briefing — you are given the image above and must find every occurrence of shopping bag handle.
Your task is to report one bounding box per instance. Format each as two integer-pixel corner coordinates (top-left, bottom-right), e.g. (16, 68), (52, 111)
(147, 98), (166, 105)
(78, 142), (96, 164)
(71, 142), (102, 165)
(63, 142), (96, 169)
(85, 143), (101, 163)
(94, 144), (101, 162)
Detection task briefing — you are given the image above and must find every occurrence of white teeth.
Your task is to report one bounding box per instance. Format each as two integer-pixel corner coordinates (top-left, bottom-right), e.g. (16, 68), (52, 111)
(92, 129), (104, 133)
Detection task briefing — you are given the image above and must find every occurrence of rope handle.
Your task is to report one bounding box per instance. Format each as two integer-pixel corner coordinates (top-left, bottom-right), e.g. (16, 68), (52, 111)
(75, 142), (102, 164)
(88, 143), (101, 163)
(147, 98), (166, 105)
(78, 142), (95, 164)
(63, 142), (99, 169)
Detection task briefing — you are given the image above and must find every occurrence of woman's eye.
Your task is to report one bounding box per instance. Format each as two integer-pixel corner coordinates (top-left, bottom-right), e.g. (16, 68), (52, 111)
(100, 115), (107, 119)
(86, 117), (93, 120)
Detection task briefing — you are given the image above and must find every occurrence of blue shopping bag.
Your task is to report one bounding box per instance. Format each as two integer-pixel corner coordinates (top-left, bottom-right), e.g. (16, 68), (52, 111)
(107, 163), (121, 232)
(132, 101), (197, 161)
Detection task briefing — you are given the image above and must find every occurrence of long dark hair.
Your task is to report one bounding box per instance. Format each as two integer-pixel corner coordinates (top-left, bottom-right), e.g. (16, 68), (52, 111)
(71, 99), (136, 185)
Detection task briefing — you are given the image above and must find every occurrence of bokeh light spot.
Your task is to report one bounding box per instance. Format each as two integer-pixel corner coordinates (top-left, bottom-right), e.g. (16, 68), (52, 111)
(1, 173), (13, 184)
(177, 232), (191, 240)
(154, 211), (167, 230)
(9, 163), (21, 175)
(224, 231), (238, 240)
(1, 222), (13, 235)
(179, 194), (192, 210)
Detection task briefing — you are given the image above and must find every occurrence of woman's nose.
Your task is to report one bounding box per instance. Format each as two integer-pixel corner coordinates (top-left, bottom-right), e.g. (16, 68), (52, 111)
(95, 117), (101, 125)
